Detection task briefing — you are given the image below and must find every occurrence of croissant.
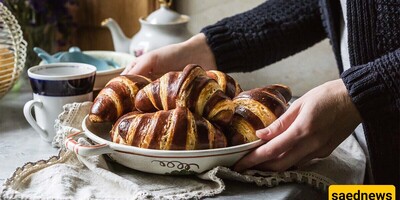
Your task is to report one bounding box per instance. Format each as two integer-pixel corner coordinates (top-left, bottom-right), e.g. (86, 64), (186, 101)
(110, 107), (227, 150)
(227, 84), (292, 146)
(206, 70), (243, 99)
(89, 75), (151, 123)
(134, 64), (235, 125)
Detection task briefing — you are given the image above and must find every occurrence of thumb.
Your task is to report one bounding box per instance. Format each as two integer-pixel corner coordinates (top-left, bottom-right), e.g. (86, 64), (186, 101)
(256, 104), (299, 140)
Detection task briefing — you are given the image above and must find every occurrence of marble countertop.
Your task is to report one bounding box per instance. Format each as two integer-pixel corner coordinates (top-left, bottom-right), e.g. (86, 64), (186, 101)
(0, 76), (325, 199)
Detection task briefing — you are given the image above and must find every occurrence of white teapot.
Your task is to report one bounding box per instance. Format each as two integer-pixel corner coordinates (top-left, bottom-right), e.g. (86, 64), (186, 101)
(102, 0), (192, 57)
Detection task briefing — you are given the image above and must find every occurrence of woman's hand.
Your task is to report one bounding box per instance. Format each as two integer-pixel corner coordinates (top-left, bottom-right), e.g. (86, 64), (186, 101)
(234, 79), (362, 172)
(121, 33), (217, 79)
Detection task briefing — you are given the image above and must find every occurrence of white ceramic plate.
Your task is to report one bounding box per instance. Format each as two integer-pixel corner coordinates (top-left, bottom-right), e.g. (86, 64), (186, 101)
(65, 115), (264, 175)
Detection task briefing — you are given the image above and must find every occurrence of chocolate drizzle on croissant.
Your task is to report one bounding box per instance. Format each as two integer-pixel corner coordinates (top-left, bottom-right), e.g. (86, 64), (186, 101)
(227, 84), (292, 146)
(89, 75), (151, 123)
(135, 64), (235, 125)
(110, 107), (227, 150)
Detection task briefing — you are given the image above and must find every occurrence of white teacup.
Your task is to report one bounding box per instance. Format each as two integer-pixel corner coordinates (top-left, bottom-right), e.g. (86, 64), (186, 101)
(23, 63), (96, 143)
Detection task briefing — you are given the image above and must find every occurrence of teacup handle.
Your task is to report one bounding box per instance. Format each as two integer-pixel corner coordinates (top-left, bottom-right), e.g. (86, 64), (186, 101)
(65, 131), (115, 156)
(23, 99), (51, 142)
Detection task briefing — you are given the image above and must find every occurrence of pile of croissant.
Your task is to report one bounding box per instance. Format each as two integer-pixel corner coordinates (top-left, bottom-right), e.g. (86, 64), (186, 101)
(89, 64), (291, 150)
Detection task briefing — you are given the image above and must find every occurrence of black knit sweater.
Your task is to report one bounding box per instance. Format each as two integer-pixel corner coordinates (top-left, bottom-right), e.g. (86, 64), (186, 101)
(201, 0), (399, 185)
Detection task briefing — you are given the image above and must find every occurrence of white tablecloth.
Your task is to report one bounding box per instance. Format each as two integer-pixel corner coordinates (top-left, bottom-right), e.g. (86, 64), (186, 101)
(1, 102), (366, 199)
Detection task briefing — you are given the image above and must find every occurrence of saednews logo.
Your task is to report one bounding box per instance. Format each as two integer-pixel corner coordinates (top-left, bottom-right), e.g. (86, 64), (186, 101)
(329, 185), (396, 200)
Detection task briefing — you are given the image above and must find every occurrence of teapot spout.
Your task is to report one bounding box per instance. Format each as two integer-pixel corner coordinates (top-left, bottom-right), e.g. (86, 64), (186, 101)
(101, 18), (131, 53)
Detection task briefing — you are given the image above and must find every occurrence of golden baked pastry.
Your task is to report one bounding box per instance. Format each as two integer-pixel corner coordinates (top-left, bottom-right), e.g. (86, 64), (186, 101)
(89, 75), (151, 123)
(134, 64), (235, 126)
(91, 64), (292, 149)
(227, 84), (292, 146)
(206, 70), (243, 99)
(110, 107), (227, 150)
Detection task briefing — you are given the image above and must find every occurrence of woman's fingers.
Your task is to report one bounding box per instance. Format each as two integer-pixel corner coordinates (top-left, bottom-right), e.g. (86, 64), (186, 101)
(234, 99), (320, 172)
(252, 135), (330, 171)
(121, 61), (152, 76)
(233, 80), (362, 173)
(234, 114), (308, 172)
(256, 103), (300, 141)
(120, 55), (164, 80)
(121, 61), (136, 75)
(120, 34), (218, 78)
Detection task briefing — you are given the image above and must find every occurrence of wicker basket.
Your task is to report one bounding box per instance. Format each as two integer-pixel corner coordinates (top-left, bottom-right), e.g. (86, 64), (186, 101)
(0, 3), (27, 99)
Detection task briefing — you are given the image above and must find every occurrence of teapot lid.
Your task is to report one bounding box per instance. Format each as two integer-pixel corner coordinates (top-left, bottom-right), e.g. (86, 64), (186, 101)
(145, 0), (188, 24)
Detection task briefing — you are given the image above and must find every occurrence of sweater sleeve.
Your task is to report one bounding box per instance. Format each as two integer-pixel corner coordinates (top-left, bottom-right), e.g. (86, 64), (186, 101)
(200, 0), (326, 73)
(341, 48), (400, 184)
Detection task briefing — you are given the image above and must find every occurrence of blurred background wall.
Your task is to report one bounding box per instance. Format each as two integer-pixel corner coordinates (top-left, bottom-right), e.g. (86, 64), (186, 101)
(175, 0), (339, 97)
(12, 0), (340, 97)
